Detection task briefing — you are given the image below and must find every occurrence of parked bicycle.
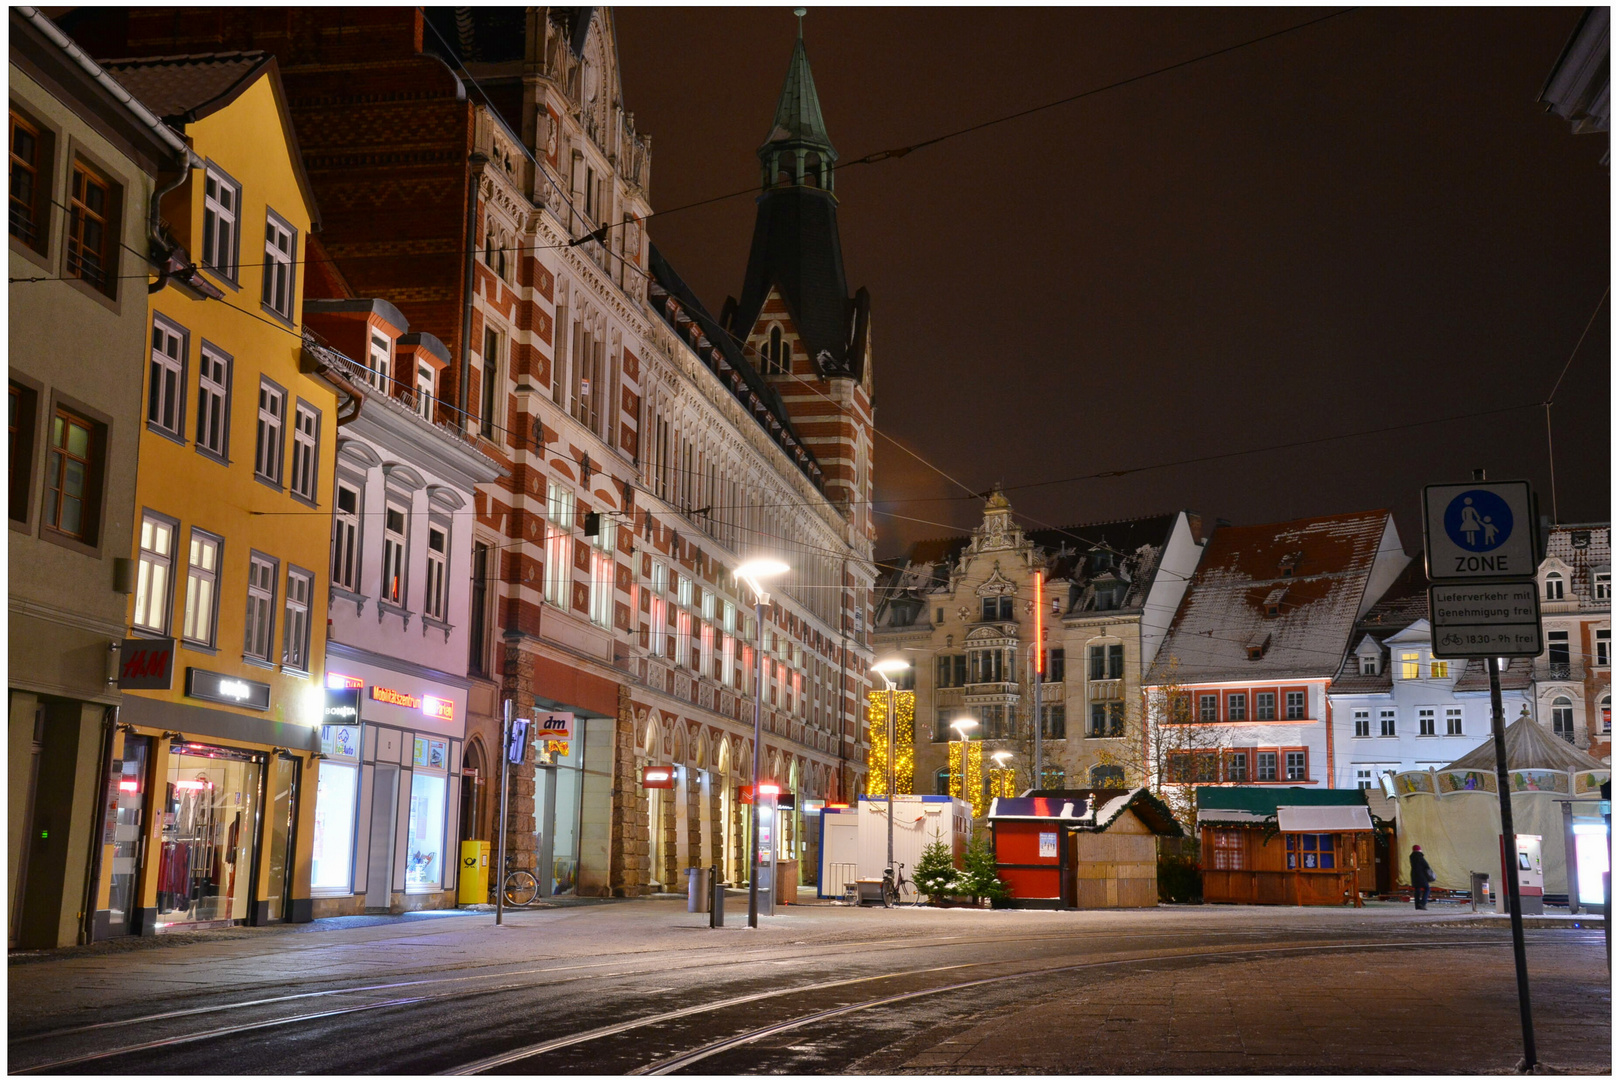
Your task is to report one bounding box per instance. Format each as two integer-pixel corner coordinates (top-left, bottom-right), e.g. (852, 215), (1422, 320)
(881, 862), (918, 908)
(501, 854), (540, 907)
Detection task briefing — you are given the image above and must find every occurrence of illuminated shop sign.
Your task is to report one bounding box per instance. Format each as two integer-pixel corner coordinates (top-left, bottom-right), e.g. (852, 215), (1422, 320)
(371, 685), (421, 709)
(185, 668), (271, 711)
(369, 684), (456, 721)
(323, 686), (361, 722)
(642, 766), (675, 789)
(327, 673), (365, 690)
(118, 637), (175, 690)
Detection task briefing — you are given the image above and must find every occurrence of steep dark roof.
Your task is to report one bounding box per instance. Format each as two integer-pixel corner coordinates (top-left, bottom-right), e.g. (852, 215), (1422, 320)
(647, 244), (824, 492)
(762, 35), (836, 155)
(732, 188), (856, 375)
(101, 51), (270, 123)
(1333, 558), (1429, 691)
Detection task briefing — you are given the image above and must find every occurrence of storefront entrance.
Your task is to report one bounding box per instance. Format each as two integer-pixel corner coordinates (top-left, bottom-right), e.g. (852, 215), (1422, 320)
(98, 735), (152, 938)
(536, 748), (584, 897)
(155, 745), (263, 930)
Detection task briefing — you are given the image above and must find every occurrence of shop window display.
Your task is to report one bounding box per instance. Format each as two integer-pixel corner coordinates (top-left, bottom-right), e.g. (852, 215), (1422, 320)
(156, 748), (261, 928)
(407, 737), (448, 891)
(311, 760), (359, 893)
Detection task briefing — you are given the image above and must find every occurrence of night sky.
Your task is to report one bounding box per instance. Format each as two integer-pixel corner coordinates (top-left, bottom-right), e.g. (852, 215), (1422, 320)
(616, 8), (1610, 561)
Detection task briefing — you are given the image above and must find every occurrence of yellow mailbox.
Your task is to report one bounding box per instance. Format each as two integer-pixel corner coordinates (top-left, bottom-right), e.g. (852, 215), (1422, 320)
(458, 840), (490, 904)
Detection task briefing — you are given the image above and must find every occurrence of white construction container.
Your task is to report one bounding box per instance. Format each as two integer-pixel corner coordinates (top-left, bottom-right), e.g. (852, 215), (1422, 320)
(856, 795), (972, 883)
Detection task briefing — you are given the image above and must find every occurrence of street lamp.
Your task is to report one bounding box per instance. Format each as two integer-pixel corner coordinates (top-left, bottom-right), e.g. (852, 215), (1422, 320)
(735, 557), (788, 929)
(951, 716), (979, 808)
(872, 658), (912, 886)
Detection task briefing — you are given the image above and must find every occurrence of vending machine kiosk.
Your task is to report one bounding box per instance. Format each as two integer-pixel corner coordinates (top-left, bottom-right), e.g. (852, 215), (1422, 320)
(1497, 833), (1545, 915)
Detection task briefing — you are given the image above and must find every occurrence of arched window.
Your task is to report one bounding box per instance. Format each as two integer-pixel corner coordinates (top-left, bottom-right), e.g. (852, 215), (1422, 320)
(1600, 695), (1611, 736)
(803, 151), (821, 187)
(934, 767), (951, 796)
(765, 325), (785, 375)
(1545, 572), (1565, 601)
(496, 235), (508, 282)
(1552, 696), (1575, 743)
(1089, 764), (1125, 788)
(484, 230), (494, 266)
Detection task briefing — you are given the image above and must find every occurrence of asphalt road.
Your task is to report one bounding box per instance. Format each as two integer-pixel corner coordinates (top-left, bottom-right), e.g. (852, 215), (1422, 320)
(8, 898), (1611, 1074)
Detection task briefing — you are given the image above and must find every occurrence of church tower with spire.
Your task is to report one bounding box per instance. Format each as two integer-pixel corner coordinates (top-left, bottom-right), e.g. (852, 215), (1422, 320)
(723, 17), (875, 553)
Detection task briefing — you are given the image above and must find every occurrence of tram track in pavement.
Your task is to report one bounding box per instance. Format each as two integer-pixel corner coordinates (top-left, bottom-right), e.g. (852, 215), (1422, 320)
(10, 930), (1520, 1074)
(8, 925), (1284, 1073)
(8, 921), (1306, 1049)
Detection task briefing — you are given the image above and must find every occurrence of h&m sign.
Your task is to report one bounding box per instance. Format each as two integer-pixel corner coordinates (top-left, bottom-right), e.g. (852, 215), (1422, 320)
(118, 638), (175, 690)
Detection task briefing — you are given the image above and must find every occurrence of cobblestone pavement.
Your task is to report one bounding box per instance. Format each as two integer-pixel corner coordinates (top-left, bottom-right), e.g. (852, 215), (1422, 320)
(8, 899), (1609, 1074)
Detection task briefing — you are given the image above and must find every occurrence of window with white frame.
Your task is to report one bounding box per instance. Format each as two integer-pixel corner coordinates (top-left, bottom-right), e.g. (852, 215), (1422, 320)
(381, 503), (407, 605)
(254, 379), (285, 486)
(1418, 708), (1436, 736)
(1285, 690), (1307, 720)
(261, 211), (295, 318)
(244, 552), (277, 661)
(543, 481), (574, 606)
(1601, 695), (1611, 734)
(149, 318), (186, 438)
(182, 529), (221, 647)
(1284, 750), (1307, 781)
(1446, 708), (1463, 735)
(195, 345), (230, 459)
(1544, 572), (1565, 601)
(677, 573), (693, 610)
(424, 524), (448, 621)
(282, 567), (312, 671)
(1597, 628), (1610, 668)
(1379, 709), (1396, 737)
(290, 401), (318, 502)
(1551, 696), (1575, 742)
(133, 512), (176, 633)
(332, 481), (361, 591)
(1596, 572), (1611, 602)
(1356, 767), (1375, 790)
(367, 333), (390, 392)
(1399, 651), (1420, 679)
(201, 166), (239, 279)
(649, 561), (667, 656)
(1353, 709), (1370, 738)
(721, 629), (735, 686)
(589, 550), (613, 628)
(676, 608), (691, 667)
(415, 362), (434, 421)
(1361, 653), (1379, 675)
(1430, 659), (1449, 679)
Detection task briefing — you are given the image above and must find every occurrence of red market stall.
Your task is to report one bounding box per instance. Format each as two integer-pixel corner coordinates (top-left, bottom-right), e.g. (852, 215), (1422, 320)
(988, 788), (1181, 909)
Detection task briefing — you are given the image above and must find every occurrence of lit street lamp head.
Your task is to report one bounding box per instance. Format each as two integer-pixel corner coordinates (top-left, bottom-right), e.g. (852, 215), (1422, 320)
(951, 717), (978, 736)
(992, 751), (1012, 768)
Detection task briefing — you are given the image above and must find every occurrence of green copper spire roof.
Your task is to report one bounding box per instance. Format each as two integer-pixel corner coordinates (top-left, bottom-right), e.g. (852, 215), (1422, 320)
(760, 31), (837, 161)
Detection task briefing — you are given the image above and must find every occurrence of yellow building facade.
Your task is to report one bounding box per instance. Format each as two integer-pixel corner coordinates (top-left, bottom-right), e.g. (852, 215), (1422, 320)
(90, 55), (338, 934)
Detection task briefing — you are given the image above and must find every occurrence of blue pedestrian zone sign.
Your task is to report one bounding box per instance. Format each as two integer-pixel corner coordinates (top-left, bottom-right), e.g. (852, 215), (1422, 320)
(1443, 489), (1513, 553)
(1422, 481), (1536, 582)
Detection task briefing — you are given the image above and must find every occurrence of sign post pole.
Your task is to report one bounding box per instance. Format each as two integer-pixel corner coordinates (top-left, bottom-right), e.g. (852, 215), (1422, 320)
(1489, 655), (1537, 1069)
(496, 697), (511, 927)
(1423, 474), (1540, 1070)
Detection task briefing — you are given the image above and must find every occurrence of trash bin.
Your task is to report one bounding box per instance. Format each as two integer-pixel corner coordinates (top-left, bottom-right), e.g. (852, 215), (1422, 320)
(709, 868), (725, 928)
(458, 840), (490, 905)
(1470, 872), (1490, 912)
(687, 866), (711, 913)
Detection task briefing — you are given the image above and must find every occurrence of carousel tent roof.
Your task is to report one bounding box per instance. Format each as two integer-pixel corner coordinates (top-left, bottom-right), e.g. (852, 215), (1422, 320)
(1444, 714), (1607, 773)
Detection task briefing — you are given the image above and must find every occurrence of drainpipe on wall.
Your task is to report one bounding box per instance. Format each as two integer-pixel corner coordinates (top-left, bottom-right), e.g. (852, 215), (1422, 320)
(458, 152), (489, 433)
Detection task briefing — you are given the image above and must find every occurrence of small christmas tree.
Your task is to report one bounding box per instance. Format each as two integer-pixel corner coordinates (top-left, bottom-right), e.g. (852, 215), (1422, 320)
(912, 831), (959, 904)
(960, 831), (1009, 906)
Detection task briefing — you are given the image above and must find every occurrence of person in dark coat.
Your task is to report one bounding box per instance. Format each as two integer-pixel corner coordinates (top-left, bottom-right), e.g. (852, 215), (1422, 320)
(1409, 845), (1435, 909)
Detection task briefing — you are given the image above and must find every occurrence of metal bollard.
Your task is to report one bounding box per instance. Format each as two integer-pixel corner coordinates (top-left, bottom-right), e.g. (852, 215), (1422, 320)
(709, 866), (725, 928)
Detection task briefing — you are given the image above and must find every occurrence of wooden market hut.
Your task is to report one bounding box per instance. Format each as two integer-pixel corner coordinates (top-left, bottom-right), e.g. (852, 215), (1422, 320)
(1197, 787), (1379, 905)
(987, 788), (1182, 909)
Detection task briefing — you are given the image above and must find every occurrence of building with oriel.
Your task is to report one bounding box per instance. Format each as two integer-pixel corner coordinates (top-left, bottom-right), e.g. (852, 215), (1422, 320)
(874, 490), (1207, 800)
(1533, 523), (1610, 761)
(58, 6), (879, 902)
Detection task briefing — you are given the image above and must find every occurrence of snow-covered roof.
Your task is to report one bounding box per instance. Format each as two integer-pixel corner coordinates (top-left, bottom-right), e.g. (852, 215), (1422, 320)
(1542, 523), (1610, 611)
(1150, 510), (1397, 684)
(987, 787), (1181, 835)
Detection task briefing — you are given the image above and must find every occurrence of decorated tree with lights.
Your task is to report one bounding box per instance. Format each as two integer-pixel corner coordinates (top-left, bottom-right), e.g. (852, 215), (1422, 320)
(912, 830), (960, 903)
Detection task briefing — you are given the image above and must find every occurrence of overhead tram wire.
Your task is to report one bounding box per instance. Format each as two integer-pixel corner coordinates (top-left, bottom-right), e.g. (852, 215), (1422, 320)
(11, 6), (1360, 288)
(1541, 283), (1609, 523)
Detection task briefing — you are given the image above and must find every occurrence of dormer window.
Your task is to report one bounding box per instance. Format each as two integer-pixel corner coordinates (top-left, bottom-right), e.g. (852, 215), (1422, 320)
(1264, 587), (1287, 617)
(1278, 550), (1303, 578)
(1245, 632), (1271, 661)
(1362, 654), (1379, 676)
(1545, 571), (1565, 601)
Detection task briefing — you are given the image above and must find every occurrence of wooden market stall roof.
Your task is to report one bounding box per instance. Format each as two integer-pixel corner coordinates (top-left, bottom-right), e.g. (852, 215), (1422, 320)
(1196, 785), (1371, 827)
(989, 787), (1182, 835)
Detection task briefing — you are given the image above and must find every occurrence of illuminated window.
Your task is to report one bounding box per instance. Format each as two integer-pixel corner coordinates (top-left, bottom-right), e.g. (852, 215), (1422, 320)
(133, 513), (176, 633)
(1400, 652), (1420, 680)
(1430, 660), (1449, 679)
(543, 481), (574, 606)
